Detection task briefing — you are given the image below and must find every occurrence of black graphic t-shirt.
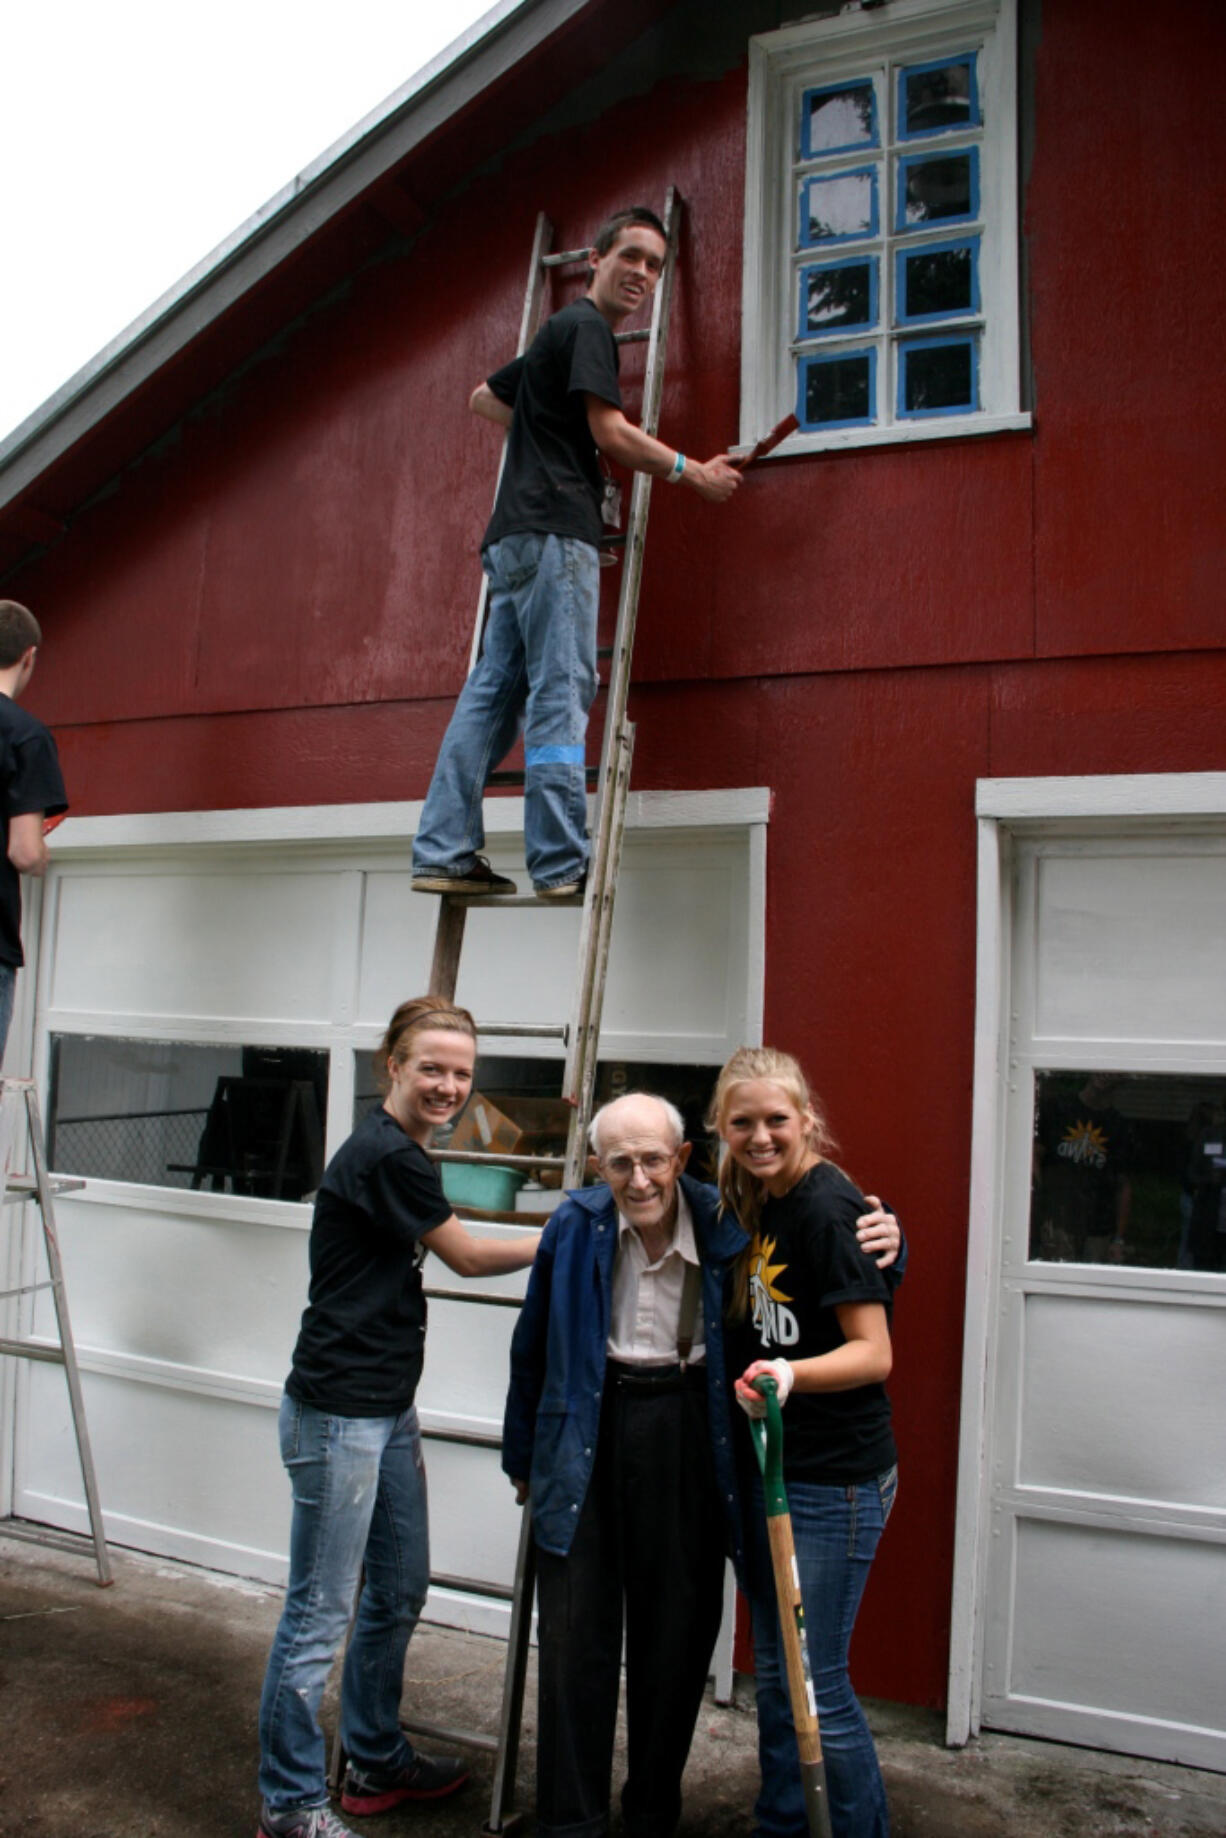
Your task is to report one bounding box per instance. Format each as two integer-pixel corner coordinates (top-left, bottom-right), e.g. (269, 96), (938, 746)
(1036, 1094), (1131, 1240)
(483, 297), (622, 550)
(287, 1108), (453, 1416)
(729, 1161), (896, 1485)
(0, 695), (67, 968)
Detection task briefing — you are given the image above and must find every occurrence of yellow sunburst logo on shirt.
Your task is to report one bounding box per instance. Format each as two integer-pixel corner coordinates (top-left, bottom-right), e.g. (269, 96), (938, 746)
(749, 1233), (792, 1303)
(1059, 1119), (1110, 1168)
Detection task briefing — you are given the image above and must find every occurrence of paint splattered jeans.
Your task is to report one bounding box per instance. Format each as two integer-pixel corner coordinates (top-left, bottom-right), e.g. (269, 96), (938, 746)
(746, 1465), (898, 1838)
(411, 531), (600, 890)
(257, 1395), (430, 1814)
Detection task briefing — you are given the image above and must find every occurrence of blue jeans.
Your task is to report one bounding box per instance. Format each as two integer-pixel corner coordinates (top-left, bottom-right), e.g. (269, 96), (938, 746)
(257, 1395), (430, 1813)
(0, 963), (15, 1065)
(412, 531), (599, 889)
(746, 1466), (898, 1838)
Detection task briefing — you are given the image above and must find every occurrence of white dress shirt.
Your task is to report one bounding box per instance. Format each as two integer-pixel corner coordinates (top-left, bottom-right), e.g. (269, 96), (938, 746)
(607, 1187), (705, 1366)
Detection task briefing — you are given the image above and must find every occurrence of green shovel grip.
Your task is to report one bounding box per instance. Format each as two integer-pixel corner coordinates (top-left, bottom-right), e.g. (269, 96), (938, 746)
(748, 1374), (789, 1516)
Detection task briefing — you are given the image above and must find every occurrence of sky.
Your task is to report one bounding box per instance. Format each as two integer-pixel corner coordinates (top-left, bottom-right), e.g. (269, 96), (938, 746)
(2, 0), (499, 446)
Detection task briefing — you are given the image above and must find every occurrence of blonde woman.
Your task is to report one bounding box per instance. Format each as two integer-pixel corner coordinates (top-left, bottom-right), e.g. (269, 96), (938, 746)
(711, 1047), (899, 1838)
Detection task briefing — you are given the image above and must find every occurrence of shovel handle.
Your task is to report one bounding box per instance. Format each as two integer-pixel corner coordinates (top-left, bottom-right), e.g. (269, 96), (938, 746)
(750, 1376), (834, 1838)
(749, 1375), (789, 1516)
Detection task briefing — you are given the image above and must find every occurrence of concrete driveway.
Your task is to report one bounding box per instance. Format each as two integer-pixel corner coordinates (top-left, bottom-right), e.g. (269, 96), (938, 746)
(2, 1530), (1223, 1838)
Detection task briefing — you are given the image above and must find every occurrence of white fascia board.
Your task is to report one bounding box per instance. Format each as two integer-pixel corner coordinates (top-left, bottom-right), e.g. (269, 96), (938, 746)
(0, 0), (588, 513)
(976, 773), (1226, 822)
(46, 789), (772, 856)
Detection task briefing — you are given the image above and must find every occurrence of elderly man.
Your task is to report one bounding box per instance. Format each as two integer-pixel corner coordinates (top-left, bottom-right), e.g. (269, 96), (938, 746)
(502, 1092), (900, 1838)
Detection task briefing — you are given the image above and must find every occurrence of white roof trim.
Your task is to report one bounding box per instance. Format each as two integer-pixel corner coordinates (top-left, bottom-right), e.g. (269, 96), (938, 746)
(0, 0), (588, 515)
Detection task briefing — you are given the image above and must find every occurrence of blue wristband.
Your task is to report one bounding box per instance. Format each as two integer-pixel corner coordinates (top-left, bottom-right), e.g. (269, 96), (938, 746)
(667, 451), (686, 483)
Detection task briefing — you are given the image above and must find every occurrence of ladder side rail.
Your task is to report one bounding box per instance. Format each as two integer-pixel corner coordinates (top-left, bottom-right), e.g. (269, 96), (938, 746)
(485, 1506), (538, 1835)
(559, 188), (682, 1150)
(466, 212), (556, 677)
(590, 185), (682, 810)
(562, 723), (635, 1186)
(22, 1084), (112, 1585)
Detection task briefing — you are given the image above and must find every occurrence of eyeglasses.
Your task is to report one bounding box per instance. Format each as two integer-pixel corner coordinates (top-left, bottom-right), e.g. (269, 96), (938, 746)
(602, 1151), (675, 1179)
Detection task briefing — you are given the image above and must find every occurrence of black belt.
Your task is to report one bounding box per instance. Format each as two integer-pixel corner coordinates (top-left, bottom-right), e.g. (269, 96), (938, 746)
(607, 1359), (707, 1394)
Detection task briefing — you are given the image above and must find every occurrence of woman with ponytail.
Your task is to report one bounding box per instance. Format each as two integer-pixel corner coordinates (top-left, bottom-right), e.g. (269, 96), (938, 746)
(711, 1046), (899, 1838)
(256, 998), (541, 1838)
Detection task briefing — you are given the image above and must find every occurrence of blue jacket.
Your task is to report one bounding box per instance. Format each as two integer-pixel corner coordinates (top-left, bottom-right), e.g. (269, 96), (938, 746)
(501, 1173), (749, 1566)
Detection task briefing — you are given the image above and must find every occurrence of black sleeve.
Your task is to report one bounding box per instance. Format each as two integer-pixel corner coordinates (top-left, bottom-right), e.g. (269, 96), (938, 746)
(366, 1146), (453, 1250)
(567, 315), (622, 409)
(487, 356), (525, 407)
(7, 728), (67, 819)
(804, 1183), (895, 1312)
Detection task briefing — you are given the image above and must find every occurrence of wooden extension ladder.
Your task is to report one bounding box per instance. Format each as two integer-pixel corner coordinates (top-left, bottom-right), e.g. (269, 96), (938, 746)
(0, 1076), (110, 1585)
(418, 190), (684, 1835)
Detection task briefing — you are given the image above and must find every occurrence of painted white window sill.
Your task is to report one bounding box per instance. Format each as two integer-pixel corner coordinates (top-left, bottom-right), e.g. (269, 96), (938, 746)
(754, 410), (1032, 461)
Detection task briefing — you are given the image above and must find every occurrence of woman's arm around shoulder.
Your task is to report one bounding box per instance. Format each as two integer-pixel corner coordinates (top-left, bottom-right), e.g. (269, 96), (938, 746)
(421, 1214), (541, 1278)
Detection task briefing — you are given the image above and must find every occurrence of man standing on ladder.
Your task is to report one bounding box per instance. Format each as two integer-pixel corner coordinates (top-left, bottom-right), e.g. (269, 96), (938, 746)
(411, 207), (740, 902)
(0, 600), (67, 1062)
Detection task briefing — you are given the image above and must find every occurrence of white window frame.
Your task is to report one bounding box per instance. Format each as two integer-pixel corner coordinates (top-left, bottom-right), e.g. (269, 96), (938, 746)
(742, 0), (1028, 457)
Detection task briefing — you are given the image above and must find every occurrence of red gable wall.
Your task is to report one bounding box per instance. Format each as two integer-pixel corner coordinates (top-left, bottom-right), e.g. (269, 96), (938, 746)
(7, 0), (1226, 1706)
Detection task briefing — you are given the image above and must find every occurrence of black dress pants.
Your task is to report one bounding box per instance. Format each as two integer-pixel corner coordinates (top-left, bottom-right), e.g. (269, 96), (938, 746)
(534, 1364), (728, 1838)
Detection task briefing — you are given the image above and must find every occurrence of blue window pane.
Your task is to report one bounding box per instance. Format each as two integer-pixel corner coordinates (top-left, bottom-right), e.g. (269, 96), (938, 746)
(898, 55), (980, 138)
(896, 237), (980, 322)
(801, 80), (878, 158)
(898, 336), (978, 417)
(897, 150), (978, 229)
(800, 168), (879, 246)
(799, 259), (878, 338)
(799, 349), (877, 429)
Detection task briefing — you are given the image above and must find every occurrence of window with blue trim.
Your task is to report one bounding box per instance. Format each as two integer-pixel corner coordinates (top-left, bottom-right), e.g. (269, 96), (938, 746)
(743, 0), (1021, 450)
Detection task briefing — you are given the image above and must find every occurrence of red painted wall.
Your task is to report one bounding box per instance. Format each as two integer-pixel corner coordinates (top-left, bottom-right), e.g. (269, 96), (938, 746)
(8, 0), (1226, 1707)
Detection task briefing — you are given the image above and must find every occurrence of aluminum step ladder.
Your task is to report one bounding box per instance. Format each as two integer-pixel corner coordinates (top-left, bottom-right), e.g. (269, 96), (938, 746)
(0, 1076), (110, 1585)
(419, 190), (685, 1835)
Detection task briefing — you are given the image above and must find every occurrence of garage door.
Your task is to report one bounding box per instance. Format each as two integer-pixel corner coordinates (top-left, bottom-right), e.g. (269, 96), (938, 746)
(975, 826), (1226, 1770)
(2, 794), (765, 1625)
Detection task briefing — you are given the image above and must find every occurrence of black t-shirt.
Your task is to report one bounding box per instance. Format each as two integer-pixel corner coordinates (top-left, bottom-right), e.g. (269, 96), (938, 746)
(0, 696), (67, 968)
(286, 1108), (453, 1416)
(729, 1161), (897, 1485)
(1035, 1094), (1131, 1239)
(482, 297), (622, 550)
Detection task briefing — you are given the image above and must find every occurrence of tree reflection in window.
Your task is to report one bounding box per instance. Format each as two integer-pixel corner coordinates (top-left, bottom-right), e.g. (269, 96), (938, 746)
(802, 80), (878, 157)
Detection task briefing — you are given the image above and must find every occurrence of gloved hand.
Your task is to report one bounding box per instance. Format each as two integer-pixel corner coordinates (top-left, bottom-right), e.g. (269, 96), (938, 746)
(734, 1357), (794, 1418)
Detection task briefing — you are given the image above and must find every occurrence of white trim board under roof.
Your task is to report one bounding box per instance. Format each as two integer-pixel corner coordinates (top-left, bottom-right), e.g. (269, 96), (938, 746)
(0, 0), (586, 517)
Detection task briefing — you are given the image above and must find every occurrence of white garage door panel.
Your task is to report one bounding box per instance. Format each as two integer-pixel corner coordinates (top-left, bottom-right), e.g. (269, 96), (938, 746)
(1033, 851), (1226, 1044)
(17, 1365), (288, 1579)
(355, 869), (450, 1025)
(1019, 1294), (1226, 1509)
(422, 1439), (523, 1592)
(48, 869), (343, 1021)
(1007, 1518), (1226, 1732)
(417, 1293), (524, 1425)
(356, 839), (750, 1060)
(601, 847), (745, 1052)
(29, 1197), (308, 1393)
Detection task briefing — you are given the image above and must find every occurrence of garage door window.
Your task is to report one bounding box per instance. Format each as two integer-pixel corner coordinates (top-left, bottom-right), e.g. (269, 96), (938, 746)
(1031, 1069), (1226, 1273)
(47, 1034), (328, 1200)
